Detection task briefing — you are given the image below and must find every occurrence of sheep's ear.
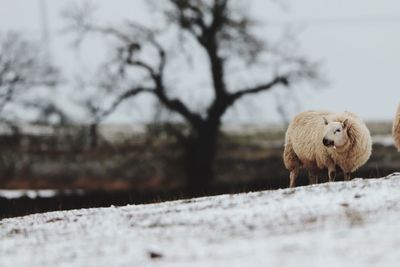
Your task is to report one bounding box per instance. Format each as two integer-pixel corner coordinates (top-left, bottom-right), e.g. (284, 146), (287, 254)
(342, 119), (349, 129)
(323, 117), (328, 125)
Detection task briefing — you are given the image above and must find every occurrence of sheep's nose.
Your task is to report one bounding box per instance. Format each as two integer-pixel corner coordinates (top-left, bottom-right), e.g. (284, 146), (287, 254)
(323, 138), (334, 147)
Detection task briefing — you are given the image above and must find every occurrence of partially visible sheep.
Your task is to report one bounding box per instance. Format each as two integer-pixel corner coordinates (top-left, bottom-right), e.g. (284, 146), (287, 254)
(393, 104), (400, 151)
(283, 110), (372, 187)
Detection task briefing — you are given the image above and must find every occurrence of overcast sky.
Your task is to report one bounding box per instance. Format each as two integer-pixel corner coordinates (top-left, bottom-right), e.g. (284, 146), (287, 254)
(0, 0), (399, 124)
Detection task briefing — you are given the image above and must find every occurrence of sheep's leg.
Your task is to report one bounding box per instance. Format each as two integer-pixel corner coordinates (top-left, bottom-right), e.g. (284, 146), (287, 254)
(289, 167), (299, 188)
(308, 171), (318, 185)
(328, 166), (336, 182)
(284, 141), (300, 188)
(344, 172), (351, 181)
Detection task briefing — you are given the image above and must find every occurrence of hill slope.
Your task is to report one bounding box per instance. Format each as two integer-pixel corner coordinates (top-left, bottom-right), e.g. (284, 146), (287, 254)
(1, 174), (400, 267)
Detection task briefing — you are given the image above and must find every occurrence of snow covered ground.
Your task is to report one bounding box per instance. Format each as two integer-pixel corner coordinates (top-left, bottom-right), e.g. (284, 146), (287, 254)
(1, 174), (400, 267)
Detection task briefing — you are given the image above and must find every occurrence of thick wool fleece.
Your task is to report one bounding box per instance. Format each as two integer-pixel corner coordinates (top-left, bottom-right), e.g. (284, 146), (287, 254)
(284, 110), (372, 174)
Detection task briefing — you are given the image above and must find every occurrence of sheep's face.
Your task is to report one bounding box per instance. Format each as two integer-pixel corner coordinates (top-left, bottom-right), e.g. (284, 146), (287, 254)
(322, 119), (349, 148)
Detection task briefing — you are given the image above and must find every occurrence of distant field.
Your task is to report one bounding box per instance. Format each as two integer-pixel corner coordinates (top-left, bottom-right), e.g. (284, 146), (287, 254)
(1, 121), (393, 143)
(0, 121), (399, 218)
(0, 121), (397, 191)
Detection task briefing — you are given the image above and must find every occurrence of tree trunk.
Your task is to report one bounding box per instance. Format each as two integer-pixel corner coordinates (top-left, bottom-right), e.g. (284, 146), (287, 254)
(89, 123), (98, 150)
(185, 121), (219, 195)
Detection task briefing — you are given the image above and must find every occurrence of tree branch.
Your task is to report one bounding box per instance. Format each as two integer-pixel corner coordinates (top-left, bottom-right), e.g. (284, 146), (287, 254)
(126, 59), (157, 78)
(170, 0), (207, 41)
(96, 87), (154, 122)
(154, 81), (203, 128)
(209, 0), (228, 34)
(170, 0), (231, 116)
(67, 14), (203, 127)
(83, 23), (167, 84)
(151, 40), (167, 74)
(230, 76), (289, 102)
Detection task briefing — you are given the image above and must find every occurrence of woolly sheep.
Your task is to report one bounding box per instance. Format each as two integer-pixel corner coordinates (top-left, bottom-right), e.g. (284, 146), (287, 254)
(393, 104), (400, 151)
(283, 110), (372, 188)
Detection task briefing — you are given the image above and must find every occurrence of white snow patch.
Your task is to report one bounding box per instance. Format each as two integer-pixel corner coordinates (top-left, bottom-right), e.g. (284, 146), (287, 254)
(1, 174), (400, 267)
(0, 190), (58, 199)
(0, 190), (85, 199)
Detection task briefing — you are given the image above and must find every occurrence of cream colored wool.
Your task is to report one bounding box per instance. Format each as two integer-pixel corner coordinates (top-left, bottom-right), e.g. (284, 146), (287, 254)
(283, 110), (372, 187)
(393, 104), (400, 151)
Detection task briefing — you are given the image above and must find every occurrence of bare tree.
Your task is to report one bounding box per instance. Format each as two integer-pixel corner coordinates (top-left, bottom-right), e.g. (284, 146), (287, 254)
(71, 72), (138, 149)
(64, 0), (319, 194)
(0, 32), (59, 124)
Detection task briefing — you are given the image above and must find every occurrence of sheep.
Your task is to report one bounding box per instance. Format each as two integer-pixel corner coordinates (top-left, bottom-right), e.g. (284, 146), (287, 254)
(283, 110), (372, 188)
(393, 104), (400, 151)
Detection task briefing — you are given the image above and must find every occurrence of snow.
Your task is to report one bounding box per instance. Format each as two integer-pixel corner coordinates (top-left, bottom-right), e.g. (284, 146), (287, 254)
(1, 174), (400, 267)
(0, 190), (58, 199)
(0, 190), (85, 199)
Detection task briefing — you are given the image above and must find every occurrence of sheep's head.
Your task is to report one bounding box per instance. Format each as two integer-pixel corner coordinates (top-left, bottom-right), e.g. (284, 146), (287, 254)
(322, 118), (349, 149)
